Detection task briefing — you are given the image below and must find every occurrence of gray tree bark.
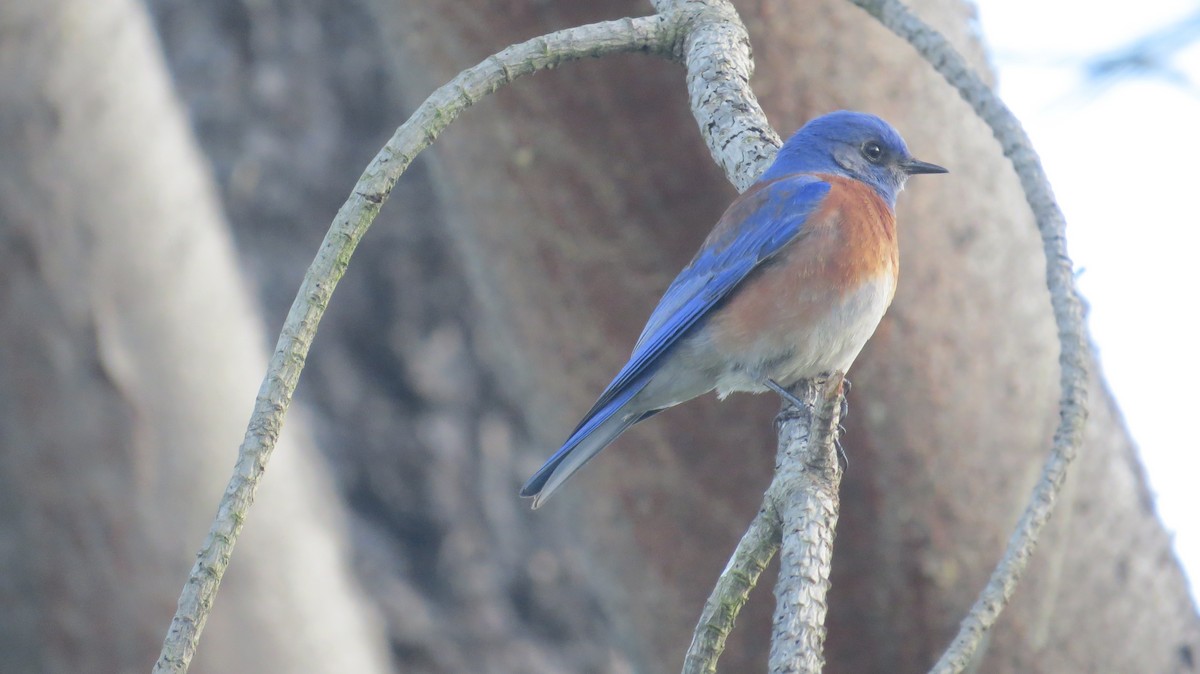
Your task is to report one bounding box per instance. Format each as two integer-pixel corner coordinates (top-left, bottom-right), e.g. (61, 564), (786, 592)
(0, 1), (391, 672)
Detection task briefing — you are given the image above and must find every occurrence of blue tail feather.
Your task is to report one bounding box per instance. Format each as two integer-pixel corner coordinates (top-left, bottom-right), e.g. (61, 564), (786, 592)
(520, 379), (651, 508)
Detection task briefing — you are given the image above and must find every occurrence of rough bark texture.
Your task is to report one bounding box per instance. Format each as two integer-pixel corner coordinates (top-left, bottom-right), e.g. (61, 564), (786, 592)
(2, 0), (1197, 673)
(768, 379), (843, 674)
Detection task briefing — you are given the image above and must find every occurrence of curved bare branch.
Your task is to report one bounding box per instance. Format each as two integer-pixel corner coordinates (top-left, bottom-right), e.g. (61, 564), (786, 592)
(845, 1), (1090, 672)
(652, 0), (781, 191)
(152, 14), (672, 674)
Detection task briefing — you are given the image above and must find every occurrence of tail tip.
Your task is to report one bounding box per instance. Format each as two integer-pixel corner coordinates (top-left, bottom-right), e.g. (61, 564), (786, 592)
(518, 489), (548, 510)
(519, 480), (547, 510)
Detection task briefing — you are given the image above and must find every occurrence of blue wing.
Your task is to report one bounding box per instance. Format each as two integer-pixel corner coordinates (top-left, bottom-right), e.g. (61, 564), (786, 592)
(586, 174), (832, 417)
(520, 174), (831, 505)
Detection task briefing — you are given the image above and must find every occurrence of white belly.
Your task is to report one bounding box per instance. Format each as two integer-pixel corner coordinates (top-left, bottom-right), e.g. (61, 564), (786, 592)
(712, 273), (896, 398)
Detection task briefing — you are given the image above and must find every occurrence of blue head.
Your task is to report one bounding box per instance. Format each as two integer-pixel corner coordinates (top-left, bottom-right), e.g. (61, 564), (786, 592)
(758, 111), (946, 205)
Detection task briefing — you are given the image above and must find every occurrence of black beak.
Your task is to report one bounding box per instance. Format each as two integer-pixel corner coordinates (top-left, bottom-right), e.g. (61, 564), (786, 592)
(902, 157), (948, 175)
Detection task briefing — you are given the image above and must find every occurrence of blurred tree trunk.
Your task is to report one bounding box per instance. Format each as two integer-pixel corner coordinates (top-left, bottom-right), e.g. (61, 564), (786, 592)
(2, 0), (1196, 673)
(0, 1), (391, 672)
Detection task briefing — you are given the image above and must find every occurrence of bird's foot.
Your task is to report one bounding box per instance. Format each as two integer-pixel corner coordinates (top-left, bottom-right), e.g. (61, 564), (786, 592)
(768, 377), (850, 470)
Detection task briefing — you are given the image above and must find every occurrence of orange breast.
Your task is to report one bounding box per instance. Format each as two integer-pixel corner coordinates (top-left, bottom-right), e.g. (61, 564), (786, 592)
(706, 174), (899, 351)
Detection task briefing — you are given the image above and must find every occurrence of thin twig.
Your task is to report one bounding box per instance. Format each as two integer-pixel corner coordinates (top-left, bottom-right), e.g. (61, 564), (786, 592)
(846, 1), (1090, 672)
(683, 506), (781, 674)
(151, 15), (671, 674)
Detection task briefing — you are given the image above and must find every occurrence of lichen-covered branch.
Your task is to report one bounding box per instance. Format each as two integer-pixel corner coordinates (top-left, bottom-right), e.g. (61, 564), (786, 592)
(683, 505), (781, 674)
(845, 1), (1090, 672)
(152, 15), (671, 674)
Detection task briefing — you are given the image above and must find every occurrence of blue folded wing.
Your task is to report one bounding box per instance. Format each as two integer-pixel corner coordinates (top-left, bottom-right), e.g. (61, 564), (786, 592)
(583, 174), (832, 420)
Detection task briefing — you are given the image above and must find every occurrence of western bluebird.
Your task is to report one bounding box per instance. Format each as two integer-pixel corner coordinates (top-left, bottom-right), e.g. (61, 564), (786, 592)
(521, 111), (946, 508)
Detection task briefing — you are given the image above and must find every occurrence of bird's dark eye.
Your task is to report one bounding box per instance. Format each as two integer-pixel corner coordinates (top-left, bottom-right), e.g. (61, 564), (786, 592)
(862, 141), (884, 163)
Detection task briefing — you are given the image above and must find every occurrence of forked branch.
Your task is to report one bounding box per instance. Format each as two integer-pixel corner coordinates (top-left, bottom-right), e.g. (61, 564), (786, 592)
(683, 377), (845, 674)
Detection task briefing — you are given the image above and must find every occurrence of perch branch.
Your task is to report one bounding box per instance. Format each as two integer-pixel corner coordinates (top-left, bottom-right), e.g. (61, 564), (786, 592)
(682, 377), (845, 674)
(152, 15), (671, 674)
(663, 2), (853, 672)
(846, 1), (1090, 672)
(768, 377), (845, 674)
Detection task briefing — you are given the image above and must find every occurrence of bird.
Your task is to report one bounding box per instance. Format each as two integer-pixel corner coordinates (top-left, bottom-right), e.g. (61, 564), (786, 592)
(520, 111), (946, 508)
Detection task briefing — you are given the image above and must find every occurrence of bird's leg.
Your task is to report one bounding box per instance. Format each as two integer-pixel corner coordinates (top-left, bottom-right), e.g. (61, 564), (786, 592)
(765, 379), (809, 411)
